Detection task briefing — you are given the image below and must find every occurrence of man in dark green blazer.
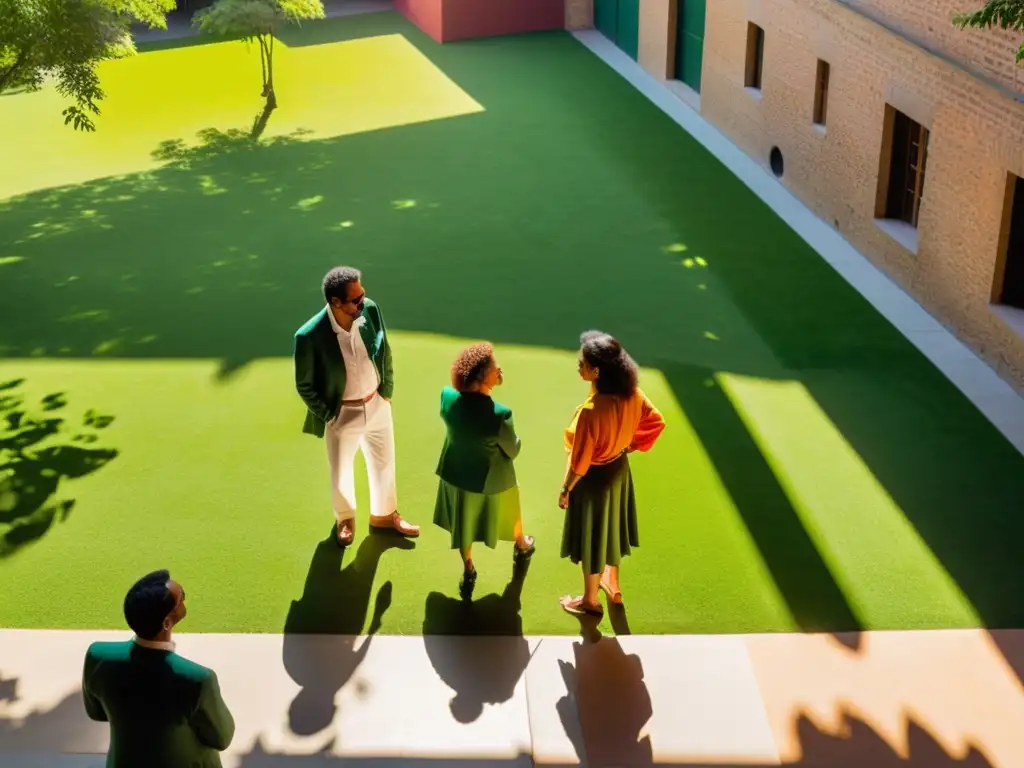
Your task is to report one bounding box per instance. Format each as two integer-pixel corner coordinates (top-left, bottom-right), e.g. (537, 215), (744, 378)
(294, 266), (419, 547)
(82, 570), (235, 768)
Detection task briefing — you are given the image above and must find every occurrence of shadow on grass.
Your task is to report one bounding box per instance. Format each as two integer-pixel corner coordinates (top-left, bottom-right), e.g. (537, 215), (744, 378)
(1, 13), (1023, 634)
(0, 379), (118, 557)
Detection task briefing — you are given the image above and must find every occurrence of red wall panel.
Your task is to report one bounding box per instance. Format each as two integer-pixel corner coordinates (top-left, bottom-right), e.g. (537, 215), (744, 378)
(397, 0), (565, 43)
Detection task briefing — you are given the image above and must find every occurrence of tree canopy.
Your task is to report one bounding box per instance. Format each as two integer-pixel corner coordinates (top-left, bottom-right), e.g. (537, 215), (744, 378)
(0, 0), (175, 131)
(193, 0), (324, 125)
(954, 1), (1024, 62)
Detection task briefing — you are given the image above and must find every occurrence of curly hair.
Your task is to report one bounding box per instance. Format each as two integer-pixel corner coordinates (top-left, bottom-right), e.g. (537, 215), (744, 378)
(322, 266), (361, 304)
(451, 343), (495, 392)
(580, 330), (638, 396)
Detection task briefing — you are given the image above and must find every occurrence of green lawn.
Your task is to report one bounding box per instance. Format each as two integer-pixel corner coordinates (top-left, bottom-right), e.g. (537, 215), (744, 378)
(1, 12), (1022, 636)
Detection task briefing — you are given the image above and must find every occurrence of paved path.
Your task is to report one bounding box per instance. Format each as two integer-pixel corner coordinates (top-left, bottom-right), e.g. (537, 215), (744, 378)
(1, 628), (1022, 766)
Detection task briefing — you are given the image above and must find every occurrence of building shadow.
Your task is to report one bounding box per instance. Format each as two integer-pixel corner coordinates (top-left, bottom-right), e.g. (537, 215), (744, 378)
(0, 379), (118, 558)
(282, 529), (414, 736)
(421, 558), (532, 723)
(658, 362), (861, 636)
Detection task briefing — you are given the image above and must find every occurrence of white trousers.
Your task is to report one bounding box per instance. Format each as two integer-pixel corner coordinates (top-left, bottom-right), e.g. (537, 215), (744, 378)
(325, 394), (398, 523)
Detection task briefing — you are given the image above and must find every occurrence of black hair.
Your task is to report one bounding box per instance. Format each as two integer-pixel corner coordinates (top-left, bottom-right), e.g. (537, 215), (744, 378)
(580, 330), (638, 396)
(451, 343), (495, 392)
(322, 266), (362, 304)
(123, 570), (175, 640)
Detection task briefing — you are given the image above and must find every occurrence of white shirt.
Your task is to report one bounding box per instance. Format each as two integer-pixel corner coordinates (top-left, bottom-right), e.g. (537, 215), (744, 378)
(133, 636), (176, 652)
(328, 306), (380, 401)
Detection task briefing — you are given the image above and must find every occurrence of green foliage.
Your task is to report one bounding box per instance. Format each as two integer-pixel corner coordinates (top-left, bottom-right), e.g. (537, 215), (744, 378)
(954, 0), (1024, 62)
(0, 0), (174, 131)
(193, 0), (325, 41)
(193, 0), (324, 108)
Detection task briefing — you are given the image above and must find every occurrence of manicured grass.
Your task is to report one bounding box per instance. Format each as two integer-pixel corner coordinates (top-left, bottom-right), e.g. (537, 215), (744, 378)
(1, 13), (1022, 636)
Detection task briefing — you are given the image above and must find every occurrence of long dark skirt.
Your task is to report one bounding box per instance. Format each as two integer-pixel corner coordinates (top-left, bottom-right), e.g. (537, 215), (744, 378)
(560, 454), (639, 574)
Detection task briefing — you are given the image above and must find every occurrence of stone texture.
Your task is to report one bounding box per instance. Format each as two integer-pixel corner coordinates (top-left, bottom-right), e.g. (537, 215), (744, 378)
(692, 0), (1024, 390)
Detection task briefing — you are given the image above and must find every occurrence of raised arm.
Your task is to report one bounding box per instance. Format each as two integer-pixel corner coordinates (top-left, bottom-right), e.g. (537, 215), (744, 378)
(630, 392), (665, 452)
(190, 671), (235, 752)
(496, 412), (522, 460)
(293, 332), (332, 422)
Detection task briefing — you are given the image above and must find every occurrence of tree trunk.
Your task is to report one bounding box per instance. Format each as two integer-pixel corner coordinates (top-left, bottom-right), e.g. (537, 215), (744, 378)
(258, 36), (268, 97)
(265, 35), (276, 109)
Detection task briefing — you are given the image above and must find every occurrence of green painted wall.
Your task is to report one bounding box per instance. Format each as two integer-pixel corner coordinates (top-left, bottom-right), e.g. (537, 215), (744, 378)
(594, 0), (639, 61)
(675, 0), (705, 92)
(595, 0), (618, 42)
(617, 0), (639, 60)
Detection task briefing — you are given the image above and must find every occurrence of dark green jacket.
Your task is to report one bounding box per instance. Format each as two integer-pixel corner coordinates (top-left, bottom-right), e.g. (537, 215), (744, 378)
(82, 640), (235, 768)
(435, 386), (520, 494)
(293, 300), (394, 438)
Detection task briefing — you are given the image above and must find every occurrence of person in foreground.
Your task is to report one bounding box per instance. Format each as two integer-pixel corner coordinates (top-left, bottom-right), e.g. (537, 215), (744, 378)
(82, 570), (235, 768)
(294, 266), (419, 547)
(558, 331), (666, 617)
(434, 343), (535, 599)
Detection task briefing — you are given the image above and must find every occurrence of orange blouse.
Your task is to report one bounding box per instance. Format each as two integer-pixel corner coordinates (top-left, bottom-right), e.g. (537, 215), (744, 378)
(564, 389), (666, 476)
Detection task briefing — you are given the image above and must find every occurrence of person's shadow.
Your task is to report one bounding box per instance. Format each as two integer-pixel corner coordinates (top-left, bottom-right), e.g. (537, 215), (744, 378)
(421, 558), (533, 723)
(556, 629), (653, 767)
(282, 528), (415, 737)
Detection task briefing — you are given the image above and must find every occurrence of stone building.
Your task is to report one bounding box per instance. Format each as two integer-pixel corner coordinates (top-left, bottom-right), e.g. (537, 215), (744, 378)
(575, 0), (1024, 390)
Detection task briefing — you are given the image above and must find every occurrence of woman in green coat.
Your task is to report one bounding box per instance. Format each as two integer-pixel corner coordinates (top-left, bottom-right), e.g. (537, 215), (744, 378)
(434, 343), (535, 598)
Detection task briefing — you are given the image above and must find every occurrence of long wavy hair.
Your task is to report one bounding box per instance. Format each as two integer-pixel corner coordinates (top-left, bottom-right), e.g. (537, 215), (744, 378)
(580, 330), (638, 396)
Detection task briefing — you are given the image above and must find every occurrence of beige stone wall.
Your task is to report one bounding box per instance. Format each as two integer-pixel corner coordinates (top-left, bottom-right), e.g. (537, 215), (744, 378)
(840, 0), (1024, 94)
(698, 0), (1024, 387)
(638, 0), (675, 80)
(565, 0), (593, 30)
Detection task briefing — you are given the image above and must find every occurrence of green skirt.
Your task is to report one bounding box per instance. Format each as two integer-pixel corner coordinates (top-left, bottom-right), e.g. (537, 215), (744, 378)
(433, 478), (522, 551)
(560, 453), (639, 574)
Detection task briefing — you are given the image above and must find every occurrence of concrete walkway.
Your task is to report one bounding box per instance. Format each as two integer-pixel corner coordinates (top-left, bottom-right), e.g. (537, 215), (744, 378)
(1, 628), (1023, 766)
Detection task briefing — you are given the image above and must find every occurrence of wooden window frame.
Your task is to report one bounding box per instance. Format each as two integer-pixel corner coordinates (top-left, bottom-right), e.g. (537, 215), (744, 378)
(745, 23), (764, 90)
(813, 59), (830, 126)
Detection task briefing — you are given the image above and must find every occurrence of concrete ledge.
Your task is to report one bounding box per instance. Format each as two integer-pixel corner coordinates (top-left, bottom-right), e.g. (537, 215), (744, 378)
(3, 628), (1024, 765)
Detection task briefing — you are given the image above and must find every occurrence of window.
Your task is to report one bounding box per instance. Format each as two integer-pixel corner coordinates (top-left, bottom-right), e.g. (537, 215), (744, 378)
(745, 23), (764, 90)
(814, 60), (830, 126)
(878, 106), (929, 228)
(996, 174), (1024, 309)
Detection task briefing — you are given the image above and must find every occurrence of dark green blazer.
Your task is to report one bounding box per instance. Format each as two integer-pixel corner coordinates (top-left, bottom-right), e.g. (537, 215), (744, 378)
(435, 386), (520, 495)
(82, 640), (235, 768)
(293, 299), (394, 438)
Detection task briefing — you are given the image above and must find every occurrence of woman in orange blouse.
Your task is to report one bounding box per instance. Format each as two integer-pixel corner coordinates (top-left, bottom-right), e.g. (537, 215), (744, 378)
(558, 331), (665, 617)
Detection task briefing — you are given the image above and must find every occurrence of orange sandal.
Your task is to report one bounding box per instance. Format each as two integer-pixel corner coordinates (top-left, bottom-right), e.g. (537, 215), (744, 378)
(560, 595), (603, 617)
(599, 579), (623, 605)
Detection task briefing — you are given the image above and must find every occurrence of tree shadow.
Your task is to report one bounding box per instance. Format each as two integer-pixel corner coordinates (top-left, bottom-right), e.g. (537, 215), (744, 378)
(0, 379), (118, 558)
(790, 708), (996, 767)
(282, 528), (415, 737)
(421, 558), (532, 723)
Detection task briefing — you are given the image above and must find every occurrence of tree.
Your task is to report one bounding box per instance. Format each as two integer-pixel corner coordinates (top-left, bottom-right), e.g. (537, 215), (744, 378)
(193, 0), (324, 117)
(954, 1), (1024, 63)
(0, 0), (175, 131)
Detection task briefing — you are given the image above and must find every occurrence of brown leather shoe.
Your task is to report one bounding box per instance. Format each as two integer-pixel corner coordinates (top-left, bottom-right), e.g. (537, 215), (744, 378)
(336, 520), (355, 548)
(369, 511), (420, 538)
